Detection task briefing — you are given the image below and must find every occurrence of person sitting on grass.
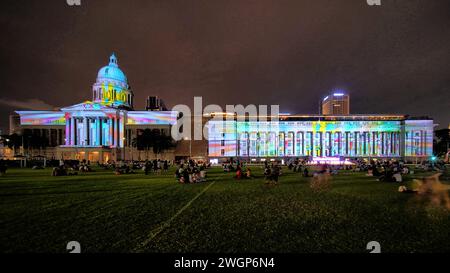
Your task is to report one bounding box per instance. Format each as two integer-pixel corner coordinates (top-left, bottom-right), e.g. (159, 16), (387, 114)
(235, 167), (243, 180)
(288, 162), (294, 170)
(114, 166), (123, 175)
(175, 164), (184, 181)
(52, 166), (67, 177)
(392, 171), (402, 182)
(372, 166), (381, 177)
(182, 167), (190, 184)
(245, 168), (253, 179)
(378, 168), (395, 182)
(271, 164), (280, 185)
(197, 169), (207, 183)
(302, 167), (309, 177)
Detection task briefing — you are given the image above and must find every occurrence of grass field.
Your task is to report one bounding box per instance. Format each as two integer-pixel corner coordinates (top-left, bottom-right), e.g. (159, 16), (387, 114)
(0, 166), (449, 253)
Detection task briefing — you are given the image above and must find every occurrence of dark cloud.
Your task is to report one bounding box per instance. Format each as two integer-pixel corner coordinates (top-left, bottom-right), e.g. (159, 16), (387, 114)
(0, 98), (56, 110)
(0, 0), (449, 134)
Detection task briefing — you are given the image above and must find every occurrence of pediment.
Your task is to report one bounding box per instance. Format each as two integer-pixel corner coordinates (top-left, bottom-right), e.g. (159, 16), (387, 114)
(60, 101), (117, 111)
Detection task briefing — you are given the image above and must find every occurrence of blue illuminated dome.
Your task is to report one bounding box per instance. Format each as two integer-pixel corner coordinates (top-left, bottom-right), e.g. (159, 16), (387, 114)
(96, 53), (128, 84)
(92, 53), (134, 110)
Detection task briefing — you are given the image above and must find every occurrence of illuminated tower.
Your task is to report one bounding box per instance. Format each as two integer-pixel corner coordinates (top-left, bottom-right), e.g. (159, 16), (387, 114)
(92, 53), (134, 110)
(321, 92), (350, 115)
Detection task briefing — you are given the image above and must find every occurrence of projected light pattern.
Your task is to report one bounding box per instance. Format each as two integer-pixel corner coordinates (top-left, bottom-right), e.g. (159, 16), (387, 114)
(17, 111), (66, 126)
(126, 111), (177, 125)
(92, 53), (134, 109)
(208, 120), (433, 158)
(405, 120), (434, 157)
(97, 82), (130, 107)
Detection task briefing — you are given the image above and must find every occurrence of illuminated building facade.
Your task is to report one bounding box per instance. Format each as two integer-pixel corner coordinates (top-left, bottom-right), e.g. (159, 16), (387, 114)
(7, 54), (435, 163)
(321, 93), (350, 115)
(207, 115), (434, 161)
(12, 54), (178, 163)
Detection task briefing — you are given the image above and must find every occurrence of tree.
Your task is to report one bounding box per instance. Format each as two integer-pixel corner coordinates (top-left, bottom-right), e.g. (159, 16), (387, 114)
(133, 129), (175, 159)
(434, 129), (450, 157)
(151, 130), (175, 157)
(1, 131), (49, 157)
(1, 134), (21, 155)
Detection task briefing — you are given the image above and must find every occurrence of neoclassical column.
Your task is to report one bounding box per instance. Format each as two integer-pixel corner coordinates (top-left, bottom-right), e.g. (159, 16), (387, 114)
(97, 117), (102, 146)
(116, 117), (121, 148)
(70, 117), (76, 146)
(66, 117), (71, 146)
(109, 118), (114, 146)
(84, 117), (91, 146)
(112, 117), (116, 147)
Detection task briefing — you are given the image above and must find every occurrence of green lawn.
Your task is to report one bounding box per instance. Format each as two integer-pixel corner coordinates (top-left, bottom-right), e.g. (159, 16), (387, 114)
(0, 166), (449, 253)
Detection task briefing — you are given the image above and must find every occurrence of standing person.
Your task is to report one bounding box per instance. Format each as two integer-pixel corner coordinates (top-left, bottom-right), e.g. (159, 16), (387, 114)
(153, 159), (158, 173)
(264, 165), (272, 184)
(271, 164), (280, 185)
(163, 160), (168, 172)
(144, 160), (150, 175)
(303, 167), (309, 177)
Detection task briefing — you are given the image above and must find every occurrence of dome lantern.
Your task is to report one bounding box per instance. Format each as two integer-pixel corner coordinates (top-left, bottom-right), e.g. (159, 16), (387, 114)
(109, 53), (118, 67)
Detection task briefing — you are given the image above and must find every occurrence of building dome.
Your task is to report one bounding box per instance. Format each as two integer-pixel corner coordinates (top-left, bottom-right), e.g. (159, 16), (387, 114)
(96, 53), (128, 85)
(92, 53), (134, 110)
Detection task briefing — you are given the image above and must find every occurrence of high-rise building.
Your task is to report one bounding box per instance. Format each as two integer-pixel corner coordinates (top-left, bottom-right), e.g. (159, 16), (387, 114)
(146, 96), (167, 111)
(321, 92), (350, 115)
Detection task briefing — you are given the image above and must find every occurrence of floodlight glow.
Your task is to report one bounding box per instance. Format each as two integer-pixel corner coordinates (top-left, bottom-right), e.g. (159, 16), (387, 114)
(334, 93), (345, 96)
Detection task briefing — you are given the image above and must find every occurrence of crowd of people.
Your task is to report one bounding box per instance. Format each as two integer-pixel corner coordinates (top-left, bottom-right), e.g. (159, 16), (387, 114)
(263, 162), (281, 184)
(143, 159), (170, 175)
(175, 161), (210, 183)
(3, 155), (449, 196)
(351, 159), (412, 182)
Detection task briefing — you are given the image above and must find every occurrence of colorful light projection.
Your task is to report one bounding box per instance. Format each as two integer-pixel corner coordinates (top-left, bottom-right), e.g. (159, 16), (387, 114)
(98, 82), (130, 107)
(17, 111), (66, 126)
(207, 120), (432, 158)
(126, 111), (177, 125)
(404, 120), (434, 157)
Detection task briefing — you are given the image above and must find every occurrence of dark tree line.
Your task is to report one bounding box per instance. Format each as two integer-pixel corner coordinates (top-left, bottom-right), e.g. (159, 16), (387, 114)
(434, 128), (450, 157)
(132, 128), (175, 157)
(1, 131), (49, 151)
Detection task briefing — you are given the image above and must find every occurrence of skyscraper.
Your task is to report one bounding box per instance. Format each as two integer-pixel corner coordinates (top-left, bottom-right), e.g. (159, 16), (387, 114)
(321, 92), (350, 115)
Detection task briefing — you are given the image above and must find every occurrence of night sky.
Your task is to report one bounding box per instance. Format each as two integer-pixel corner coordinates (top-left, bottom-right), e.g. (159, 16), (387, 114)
(1, 0), (449, 133)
